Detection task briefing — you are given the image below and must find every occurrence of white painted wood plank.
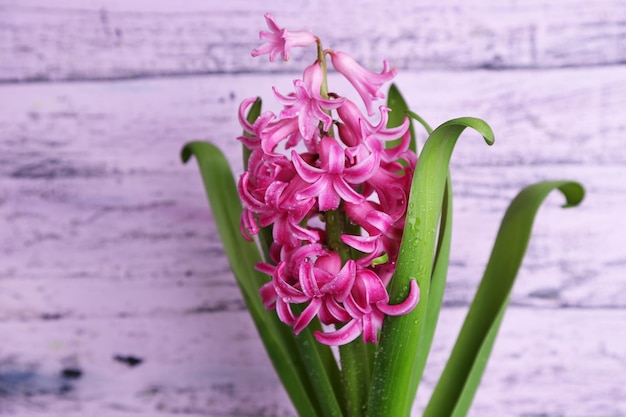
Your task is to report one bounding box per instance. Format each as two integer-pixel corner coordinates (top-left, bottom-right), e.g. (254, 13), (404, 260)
(1, 0), (625, 81)
(0, 313), (294, 416)
(2, 66), (622, 169)
(420, 307), (626, 417)
(1, 308), (624, 416)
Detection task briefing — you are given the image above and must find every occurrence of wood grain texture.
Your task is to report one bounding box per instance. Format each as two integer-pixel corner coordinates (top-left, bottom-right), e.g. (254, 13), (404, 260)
(1, 0), (625, 81)
(1, 68), (624, 415)
(1, 308), (624, 416)
(1, 1), (625, 415)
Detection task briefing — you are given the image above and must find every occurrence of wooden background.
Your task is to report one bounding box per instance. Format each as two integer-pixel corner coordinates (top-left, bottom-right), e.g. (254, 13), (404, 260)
(1, 1), (625, 416)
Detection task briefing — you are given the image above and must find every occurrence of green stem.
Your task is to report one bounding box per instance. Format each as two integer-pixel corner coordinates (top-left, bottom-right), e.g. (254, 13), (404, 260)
(339, 339), (371, 417)
(325, 209), (350, 263)
(317, 37), (370, 417)
(317, 41), (338, 138)
(326, 208), (370, 416)
(317, 39), (329, 99)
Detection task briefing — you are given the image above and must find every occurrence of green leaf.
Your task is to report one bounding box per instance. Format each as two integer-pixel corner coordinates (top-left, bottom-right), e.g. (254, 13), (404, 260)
(409, 174), (453, 396)
(386, 84), (417, 152)
(296, 325), (347, 417)
(182, 142), (328, 417)
(423, 180), (584, 417)
(366, 118), (494, 417)
(340, 338), (372, 417)
(408, 110), (434, 136)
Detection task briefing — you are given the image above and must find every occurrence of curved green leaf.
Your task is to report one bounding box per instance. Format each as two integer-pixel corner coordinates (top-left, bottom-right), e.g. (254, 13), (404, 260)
(408, 110), (434, 136)
(409, 174), (453, 397)
(424, 180), (584, 417)
(182, 142), (335, 417)
(366, 118), (494, 417)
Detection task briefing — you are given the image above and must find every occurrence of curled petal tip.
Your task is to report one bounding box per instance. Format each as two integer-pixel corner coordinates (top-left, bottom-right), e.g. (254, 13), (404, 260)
(313, 320), (362, 346)
(377, 279), (420, 316)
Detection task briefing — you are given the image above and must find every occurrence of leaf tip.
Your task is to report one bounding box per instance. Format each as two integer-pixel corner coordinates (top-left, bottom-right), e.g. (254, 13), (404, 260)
(181, 144), (193, 164)
(477, 121), (495, 146)
(559, 181), (585, 208)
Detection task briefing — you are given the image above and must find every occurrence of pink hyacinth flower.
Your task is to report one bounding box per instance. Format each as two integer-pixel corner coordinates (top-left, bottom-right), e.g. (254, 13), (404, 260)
(272, 62), (345, 147)
(329, 50), (398, 116)
(251, 13), (318, 62)
(338, 102), (411, 163)
(292, 136), (379, 211)
(294, 255), (355, 333)
(315, 274), (420, 346)
(237, 97), (275, 150)
(261, 248), (355, 332)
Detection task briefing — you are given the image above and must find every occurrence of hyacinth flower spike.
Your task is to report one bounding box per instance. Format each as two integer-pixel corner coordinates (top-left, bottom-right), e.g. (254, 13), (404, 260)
(183, 12), (584, 417)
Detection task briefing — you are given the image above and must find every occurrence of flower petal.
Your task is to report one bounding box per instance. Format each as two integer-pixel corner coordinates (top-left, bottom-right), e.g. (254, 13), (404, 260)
(276, 298), (297, 325)
(273, 263), (308, 303)
(377, 279), (420, 316)
(291, 150), (323, 183)
(259, 281), (277, 309)
(320, 259), (356, 301)
(294, 298), (322, 334)
(332, 179), (364, 207)
(321, 297), (351, 323)
(314, 319), (362, 346)
(298, 261), (322, 298)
